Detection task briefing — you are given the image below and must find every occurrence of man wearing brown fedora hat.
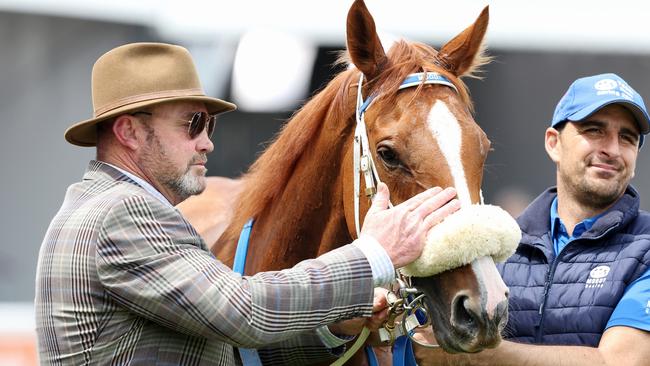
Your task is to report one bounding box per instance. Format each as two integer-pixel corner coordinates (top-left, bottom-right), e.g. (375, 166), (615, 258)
(34, 42), (460, 364)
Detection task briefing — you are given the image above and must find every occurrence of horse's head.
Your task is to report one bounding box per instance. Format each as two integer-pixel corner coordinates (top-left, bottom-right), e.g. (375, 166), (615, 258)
(343, 0), (508, 353)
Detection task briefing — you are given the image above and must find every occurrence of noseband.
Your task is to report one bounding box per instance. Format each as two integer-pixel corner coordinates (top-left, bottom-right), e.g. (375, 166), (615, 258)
(352, 71), (459, 352)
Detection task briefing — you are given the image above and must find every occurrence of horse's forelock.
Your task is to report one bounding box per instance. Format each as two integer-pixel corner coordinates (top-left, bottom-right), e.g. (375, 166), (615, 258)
(368, 41), (477, 116)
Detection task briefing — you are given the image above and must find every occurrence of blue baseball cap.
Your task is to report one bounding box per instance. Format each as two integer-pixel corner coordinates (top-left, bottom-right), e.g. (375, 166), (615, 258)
(551, 73), (650, 147)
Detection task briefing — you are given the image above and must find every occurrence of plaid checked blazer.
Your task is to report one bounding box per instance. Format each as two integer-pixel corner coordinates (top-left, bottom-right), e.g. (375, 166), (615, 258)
(35, 161), (375, 365)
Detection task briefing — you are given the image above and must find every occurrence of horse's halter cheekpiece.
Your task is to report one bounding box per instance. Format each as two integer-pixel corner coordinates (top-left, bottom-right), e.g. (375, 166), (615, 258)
(352, 71), (458, 350)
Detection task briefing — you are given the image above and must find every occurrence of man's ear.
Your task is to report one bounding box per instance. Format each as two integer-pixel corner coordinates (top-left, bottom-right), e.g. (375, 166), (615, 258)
(545, 127), (561, 163)
(112, 115), (141, 150)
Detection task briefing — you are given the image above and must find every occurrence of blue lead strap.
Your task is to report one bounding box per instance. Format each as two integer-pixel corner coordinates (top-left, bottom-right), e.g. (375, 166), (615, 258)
(233, 218), (262, 366)
(393, 335), (418, 366)
(364, 345), (380, 366)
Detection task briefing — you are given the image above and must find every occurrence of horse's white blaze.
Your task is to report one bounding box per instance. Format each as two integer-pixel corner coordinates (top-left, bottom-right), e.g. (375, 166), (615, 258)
(426, 101), (472, 206)
(471, 256), (508, 319)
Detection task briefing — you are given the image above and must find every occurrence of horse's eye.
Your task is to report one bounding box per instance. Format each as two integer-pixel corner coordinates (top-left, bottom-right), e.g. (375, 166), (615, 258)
(377, 146), (401, 169)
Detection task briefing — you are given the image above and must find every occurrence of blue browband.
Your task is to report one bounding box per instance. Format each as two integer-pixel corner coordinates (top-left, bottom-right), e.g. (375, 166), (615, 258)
(399, 72), (457, 91)
(359, 72), (457, 114)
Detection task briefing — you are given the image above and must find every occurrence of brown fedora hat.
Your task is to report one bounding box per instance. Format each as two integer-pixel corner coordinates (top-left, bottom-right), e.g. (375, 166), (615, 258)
(65, 42), (237, 146)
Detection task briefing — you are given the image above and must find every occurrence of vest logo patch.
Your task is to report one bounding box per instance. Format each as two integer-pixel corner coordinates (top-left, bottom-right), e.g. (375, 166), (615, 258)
(585, 265), (610, 289)
(646, 300), (650, 315)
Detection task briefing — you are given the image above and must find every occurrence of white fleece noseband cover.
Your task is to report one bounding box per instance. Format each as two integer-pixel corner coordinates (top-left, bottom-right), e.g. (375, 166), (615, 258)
(401, 204), (521, 277)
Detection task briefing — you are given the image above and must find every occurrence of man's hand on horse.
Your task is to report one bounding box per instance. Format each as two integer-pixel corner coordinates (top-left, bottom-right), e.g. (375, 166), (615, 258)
(327, 287), (390, 336)
(361, 182), (460, 268)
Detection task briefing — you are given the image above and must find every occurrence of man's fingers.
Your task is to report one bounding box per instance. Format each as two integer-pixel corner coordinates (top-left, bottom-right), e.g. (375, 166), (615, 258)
(367, 182), (390, 215)
(401, 186), (444, 212)
(372, 287), (389, 311)
(414, 187), (458, 220)
(422, 198), (461, 230)
(366, 308), (389, 330)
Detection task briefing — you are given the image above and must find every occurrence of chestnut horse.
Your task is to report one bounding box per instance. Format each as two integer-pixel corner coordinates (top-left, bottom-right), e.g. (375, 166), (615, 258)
(179, 0), (507, 363)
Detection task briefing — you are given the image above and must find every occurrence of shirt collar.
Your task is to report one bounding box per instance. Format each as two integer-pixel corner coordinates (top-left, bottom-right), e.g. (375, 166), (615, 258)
(550, 196), (604, 239)
(103, 162), (174, 208)
(550, 196), (561, 239)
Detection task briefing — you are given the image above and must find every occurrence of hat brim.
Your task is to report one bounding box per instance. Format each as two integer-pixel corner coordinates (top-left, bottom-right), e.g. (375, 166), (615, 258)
(64, 95), (237, 147)
(566, 99), (650, 134)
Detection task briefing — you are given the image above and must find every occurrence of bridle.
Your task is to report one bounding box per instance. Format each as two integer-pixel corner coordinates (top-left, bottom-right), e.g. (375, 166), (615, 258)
(352, 70), (459, 351)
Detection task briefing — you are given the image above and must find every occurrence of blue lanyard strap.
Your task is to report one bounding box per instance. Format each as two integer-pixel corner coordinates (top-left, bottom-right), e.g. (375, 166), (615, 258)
(233, 218), (262, 365)
(233, 218), (255, 274)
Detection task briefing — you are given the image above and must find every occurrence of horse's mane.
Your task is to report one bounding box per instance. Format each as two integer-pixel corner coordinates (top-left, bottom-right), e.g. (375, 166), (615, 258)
(233, 39), (488, 222)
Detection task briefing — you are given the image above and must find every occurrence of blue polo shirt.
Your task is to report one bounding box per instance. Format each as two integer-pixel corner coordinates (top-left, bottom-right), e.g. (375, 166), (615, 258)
(550, 197), (603, 255)
(550, 197), (650, 332)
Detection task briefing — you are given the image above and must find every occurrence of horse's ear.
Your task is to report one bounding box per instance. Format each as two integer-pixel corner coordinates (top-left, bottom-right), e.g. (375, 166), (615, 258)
(438, 6), (490, 78)
(346, 0), (388, 80)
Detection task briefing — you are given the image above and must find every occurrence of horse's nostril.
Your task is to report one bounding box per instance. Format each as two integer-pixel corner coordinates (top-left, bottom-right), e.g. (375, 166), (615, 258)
(452, 295), (476, 328)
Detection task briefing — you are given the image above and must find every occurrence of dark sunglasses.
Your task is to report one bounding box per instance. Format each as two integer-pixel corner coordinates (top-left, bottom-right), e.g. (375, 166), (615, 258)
(130, 111), (217, 139)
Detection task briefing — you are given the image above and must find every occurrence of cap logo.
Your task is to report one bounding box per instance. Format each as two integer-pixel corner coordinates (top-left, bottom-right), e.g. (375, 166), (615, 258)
(594, 79), (617, 91)
(594, 78), (617, 91)
(594, 78), (634, 101)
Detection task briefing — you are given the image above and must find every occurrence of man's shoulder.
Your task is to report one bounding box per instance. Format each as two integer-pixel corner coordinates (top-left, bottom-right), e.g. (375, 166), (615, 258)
(76, 172), (151, 200)
(97, 184), (177, 223)
(633, 209), (650, 223)
(62, 171), (168, 224)
(515, 188), (556, 241)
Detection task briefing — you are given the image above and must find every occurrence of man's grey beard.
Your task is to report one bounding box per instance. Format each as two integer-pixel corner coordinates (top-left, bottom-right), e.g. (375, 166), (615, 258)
(162, 167), (207, 201)
(140, 123), (207, 202)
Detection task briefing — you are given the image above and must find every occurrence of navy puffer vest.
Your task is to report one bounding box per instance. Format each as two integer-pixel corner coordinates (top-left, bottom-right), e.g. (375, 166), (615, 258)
(498, 186), (650, 346)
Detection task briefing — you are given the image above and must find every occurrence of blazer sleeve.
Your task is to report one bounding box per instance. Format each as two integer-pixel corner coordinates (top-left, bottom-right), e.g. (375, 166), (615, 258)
(95, 194), (374, 348)
(256, 329), (346, 365)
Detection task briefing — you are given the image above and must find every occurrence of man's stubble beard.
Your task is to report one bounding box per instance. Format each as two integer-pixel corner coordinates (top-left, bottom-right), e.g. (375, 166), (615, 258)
(559, 163), (627, 211)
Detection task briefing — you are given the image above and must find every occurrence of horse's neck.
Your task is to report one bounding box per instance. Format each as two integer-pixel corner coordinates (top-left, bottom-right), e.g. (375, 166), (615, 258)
(221, 117), (355, 273)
